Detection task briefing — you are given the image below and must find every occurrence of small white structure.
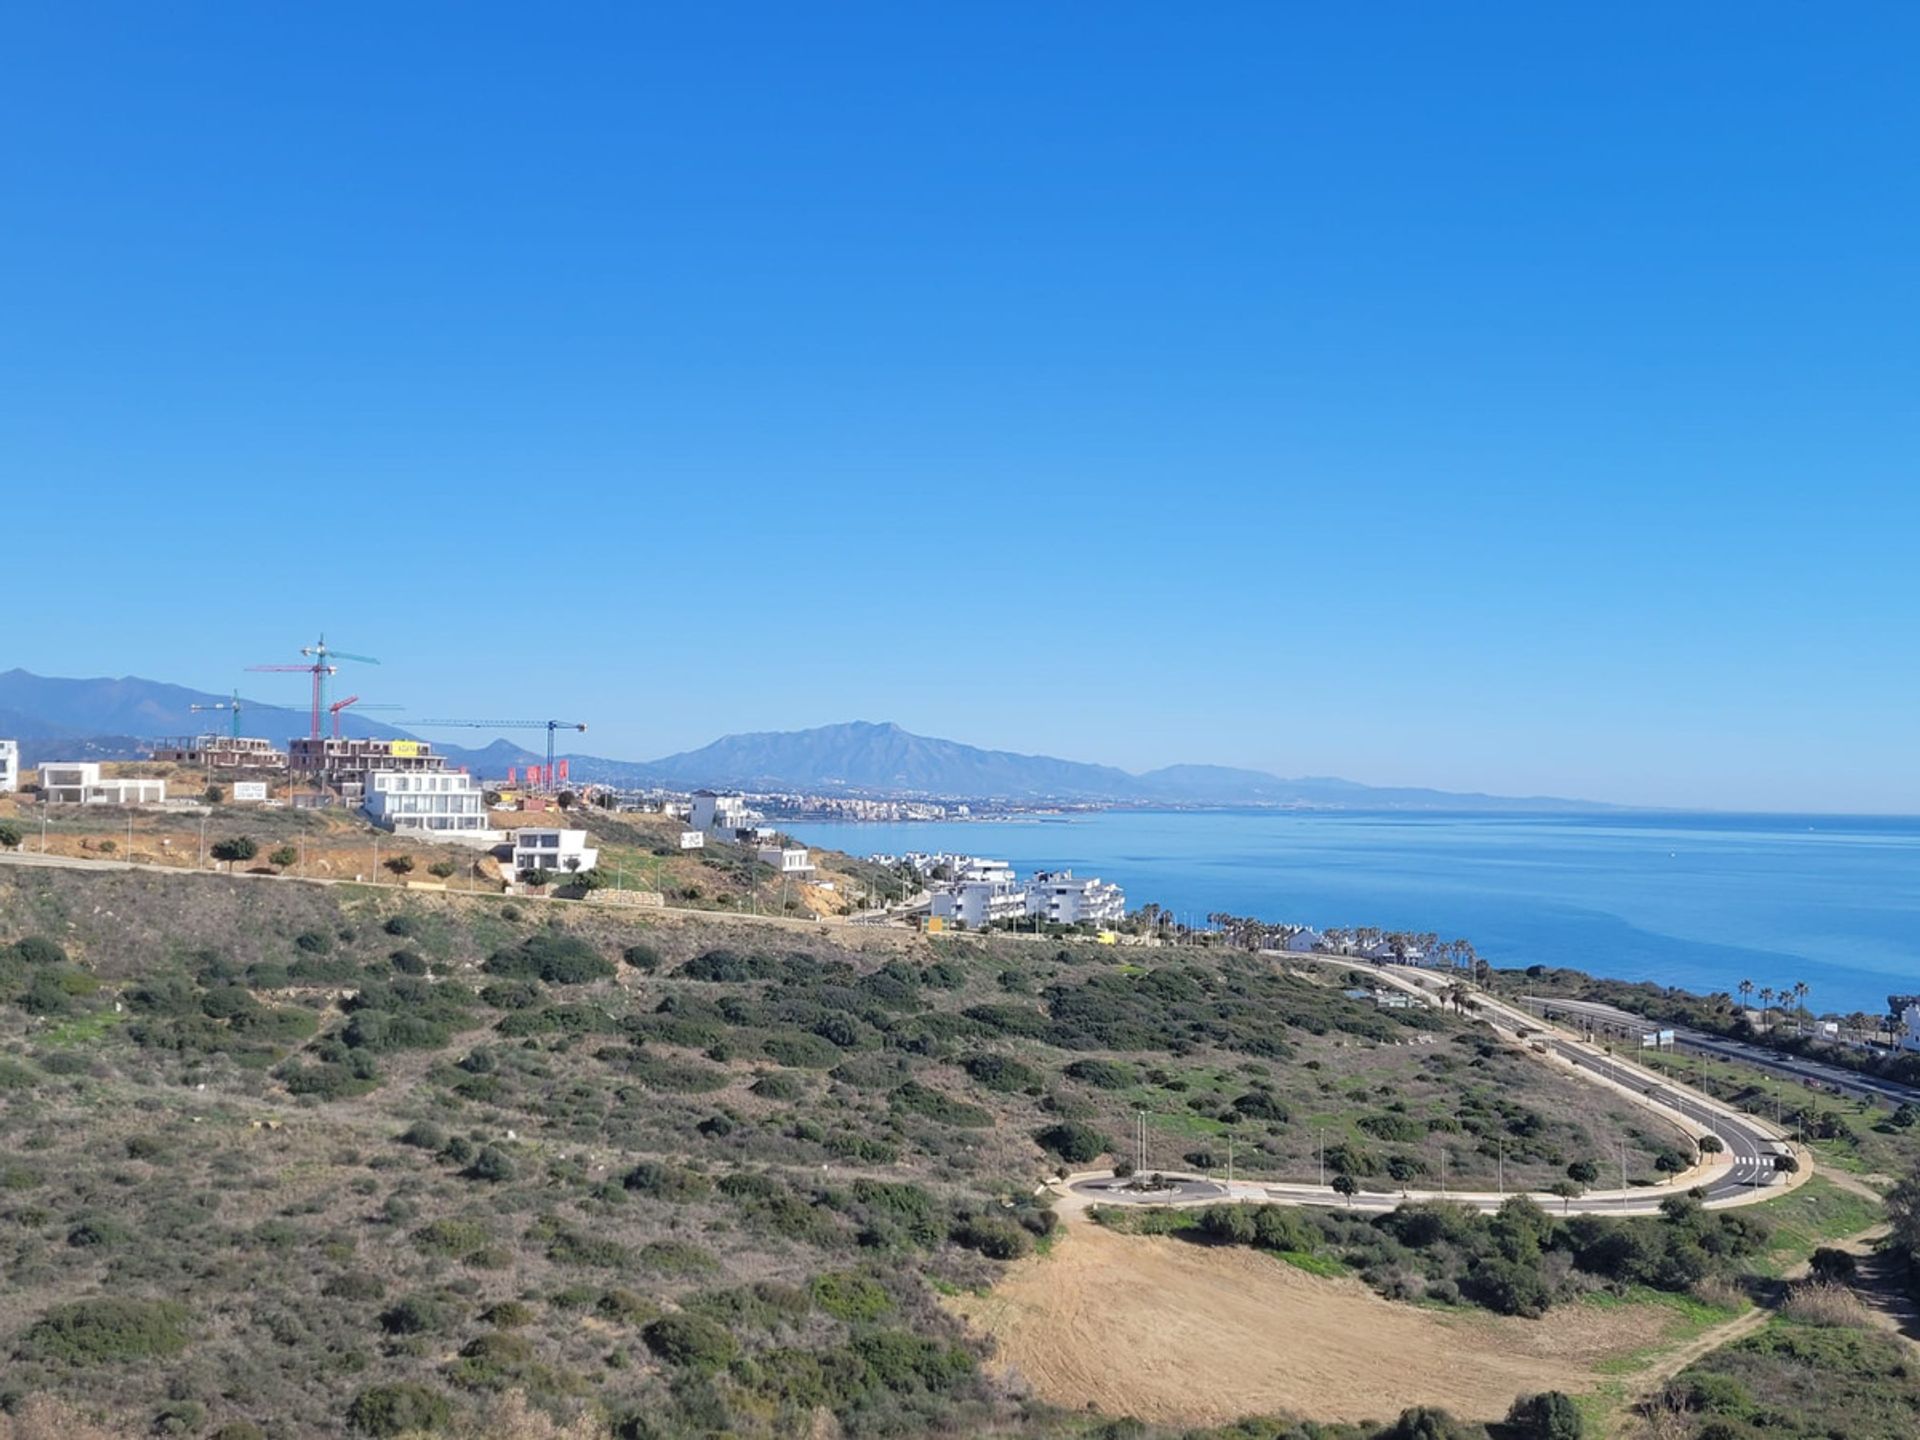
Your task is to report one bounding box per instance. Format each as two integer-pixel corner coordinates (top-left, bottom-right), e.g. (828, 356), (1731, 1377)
(757, 845), (815, 876)
(691, 789), (758, 833)
(511, 827), (599, 877)
(1024, 871), (1126, 926)
(678, 829), (706, 850)
(1284, 928), (1325, 954)
(0, 739), (17, 794)
(363, 769), (497, 843)
(41, 762), (167, 805)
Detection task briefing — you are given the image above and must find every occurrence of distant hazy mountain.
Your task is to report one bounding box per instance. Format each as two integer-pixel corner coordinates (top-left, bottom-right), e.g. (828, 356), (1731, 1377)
(629, 719), (1606, 810)
(636, 720), (1140, 799)
(0, 670), (529, 774)
(0, 673), (1605, 810)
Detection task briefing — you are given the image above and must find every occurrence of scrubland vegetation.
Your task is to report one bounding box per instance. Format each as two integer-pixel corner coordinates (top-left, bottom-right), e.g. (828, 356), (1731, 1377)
(0, 864), (1893, 1437)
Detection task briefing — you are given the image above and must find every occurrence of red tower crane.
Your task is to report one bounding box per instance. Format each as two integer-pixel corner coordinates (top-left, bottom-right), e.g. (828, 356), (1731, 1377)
(327, 696), (406, 738)
(247, 634), (380, 738)
(416, 719), (587, 793)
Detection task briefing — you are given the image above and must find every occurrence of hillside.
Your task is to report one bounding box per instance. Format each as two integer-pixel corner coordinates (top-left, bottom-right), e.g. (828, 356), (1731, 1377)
(0, 864), (1713, 1439)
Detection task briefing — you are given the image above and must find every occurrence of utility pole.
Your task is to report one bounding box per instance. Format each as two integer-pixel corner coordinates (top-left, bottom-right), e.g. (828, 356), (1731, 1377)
(1497, 1137), (1505, 1196)
(1227, 1136), (1234, 1189)
(1619, 1139), (1627, 1193)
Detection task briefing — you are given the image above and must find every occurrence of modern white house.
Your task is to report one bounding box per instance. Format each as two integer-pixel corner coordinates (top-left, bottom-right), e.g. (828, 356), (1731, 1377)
(931, 878), (1028, 929)
(691, 790), (758, 833)
(40, 762), (167, 805)
(0, 739), (17, 794)
(1284, 928), (1326, 954)
(510, 827), (599, 877)
(1024, 871), (1127, 926)
(757, 845), (815, 876)
(363, 769), (497, 844)
(1898, 1001), (1920, 1054)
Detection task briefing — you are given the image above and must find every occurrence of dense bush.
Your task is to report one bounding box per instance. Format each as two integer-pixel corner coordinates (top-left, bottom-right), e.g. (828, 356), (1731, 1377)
(1034, 1121), (1111, 1163)
(642, 1313), (739, 1372)
(482, 933), (614, 985)
(19, 1297), (191, 1363)
(346, 1383), (452, 1436)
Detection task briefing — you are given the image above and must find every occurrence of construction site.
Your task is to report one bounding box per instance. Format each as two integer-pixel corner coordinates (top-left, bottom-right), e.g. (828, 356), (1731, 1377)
(0, 632), (899, 917)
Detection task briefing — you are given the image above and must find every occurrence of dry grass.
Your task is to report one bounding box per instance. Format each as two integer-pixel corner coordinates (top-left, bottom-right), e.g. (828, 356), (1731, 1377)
(0, 1397), (121, 1440)
(952, 1214), (1671, 1424)
(1781, 1279), (1872, 1328)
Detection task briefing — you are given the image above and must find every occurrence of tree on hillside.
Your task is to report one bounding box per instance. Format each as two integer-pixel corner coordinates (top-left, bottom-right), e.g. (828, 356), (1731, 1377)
(385, 855), (414, 877)
(0, 821), (20, 850)
(268, 844), (297, 871)
(1331, 1173), (1358, 1198)
(209, 836), (256, 872)
(202, 784), (225, 804)
(428, 859), (456, 879)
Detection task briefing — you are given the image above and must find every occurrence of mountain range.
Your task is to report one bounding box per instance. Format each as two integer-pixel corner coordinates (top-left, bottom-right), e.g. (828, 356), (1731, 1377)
(0, 671), (1605, 811)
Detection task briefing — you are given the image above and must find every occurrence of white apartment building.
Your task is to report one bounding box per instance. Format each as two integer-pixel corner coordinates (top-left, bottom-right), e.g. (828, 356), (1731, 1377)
(1024, 871), (1127, 926)
(40, 762), (167, 806)
(511, 827), (599, 877)
(930, 878), (1028, 929)
(690, 790), (759, 833)
(363, 769), (497, 844)
(0, 739), (17, 794)
(757, 846), (815, 875)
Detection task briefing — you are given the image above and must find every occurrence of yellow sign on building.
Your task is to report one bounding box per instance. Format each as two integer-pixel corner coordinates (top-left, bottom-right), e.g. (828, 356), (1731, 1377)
(388, 740), (420, 758)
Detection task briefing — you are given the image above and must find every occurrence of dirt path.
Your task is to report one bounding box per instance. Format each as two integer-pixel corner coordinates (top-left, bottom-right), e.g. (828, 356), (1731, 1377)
(952, 1221), (1670, 1426)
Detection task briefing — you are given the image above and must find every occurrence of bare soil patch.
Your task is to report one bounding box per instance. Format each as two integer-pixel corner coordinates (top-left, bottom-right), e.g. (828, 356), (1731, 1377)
(953, 1220), (1667, 1425)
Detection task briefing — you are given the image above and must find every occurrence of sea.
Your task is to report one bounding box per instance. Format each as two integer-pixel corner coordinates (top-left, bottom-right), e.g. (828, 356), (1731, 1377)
(784, 810), (1920, 1017)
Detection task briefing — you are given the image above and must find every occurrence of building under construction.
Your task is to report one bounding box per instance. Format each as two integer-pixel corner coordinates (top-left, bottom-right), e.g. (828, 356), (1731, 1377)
(151, 734), (289, 771)
(289, 736), (450, 795)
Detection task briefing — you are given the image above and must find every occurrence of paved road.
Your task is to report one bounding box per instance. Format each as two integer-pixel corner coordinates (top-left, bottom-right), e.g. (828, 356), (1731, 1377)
(1518, 993), (1920, 1109)
(1244, 952), (1802, 1214)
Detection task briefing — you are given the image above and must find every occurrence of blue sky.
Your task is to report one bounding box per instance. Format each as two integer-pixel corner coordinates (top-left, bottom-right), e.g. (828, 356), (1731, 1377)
(3, 5), (1917, 811)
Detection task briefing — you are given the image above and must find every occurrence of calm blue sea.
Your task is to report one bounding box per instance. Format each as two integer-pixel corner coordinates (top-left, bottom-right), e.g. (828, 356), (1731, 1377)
(786, 810), (1920, 1016)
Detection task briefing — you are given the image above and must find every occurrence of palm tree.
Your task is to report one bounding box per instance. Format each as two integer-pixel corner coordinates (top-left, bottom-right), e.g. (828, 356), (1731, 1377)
(1794, 981), (1810, 1032)
(1759, 987), (1775, 1022)
(1445, 981), (1470, 1014)
(1738, 979), (1754, 1014)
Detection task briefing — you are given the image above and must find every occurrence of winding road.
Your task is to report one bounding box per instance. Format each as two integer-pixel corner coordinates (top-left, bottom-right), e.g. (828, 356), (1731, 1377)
(1062, 953), (1804, 1218)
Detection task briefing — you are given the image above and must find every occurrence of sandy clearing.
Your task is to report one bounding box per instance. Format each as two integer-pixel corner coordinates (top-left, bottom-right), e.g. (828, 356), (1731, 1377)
(952, 1222), (1666, 1425)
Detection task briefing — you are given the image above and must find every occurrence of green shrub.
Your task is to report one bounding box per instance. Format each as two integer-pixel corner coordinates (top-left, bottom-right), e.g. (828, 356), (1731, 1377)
(1063, 1057), (1135, 1089)
(1034, 1121), (1110, 1164)
(1506, 1390), (1584, 1439)
(623, 1161), (713, 1202)
(20, 1297), (191, 1363)
(622, 942), (662, 971)
(483, 933), (614, 985)
(347, 1383), (452, 1436)
(810, 1271), (891, 1321)
(642, 1313), (738, 1373)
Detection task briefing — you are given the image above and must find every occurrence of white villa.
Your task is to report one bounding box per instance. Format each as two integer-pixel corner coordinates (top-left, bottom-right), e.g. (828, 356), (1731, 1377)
(510, 827), (599, 877)
(0, 739), (17, 794)
(40, 762), (166, 805)
(691, 790), (759, 833)
(363, 770), (498, 844)
(757, 845), (815, 876)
